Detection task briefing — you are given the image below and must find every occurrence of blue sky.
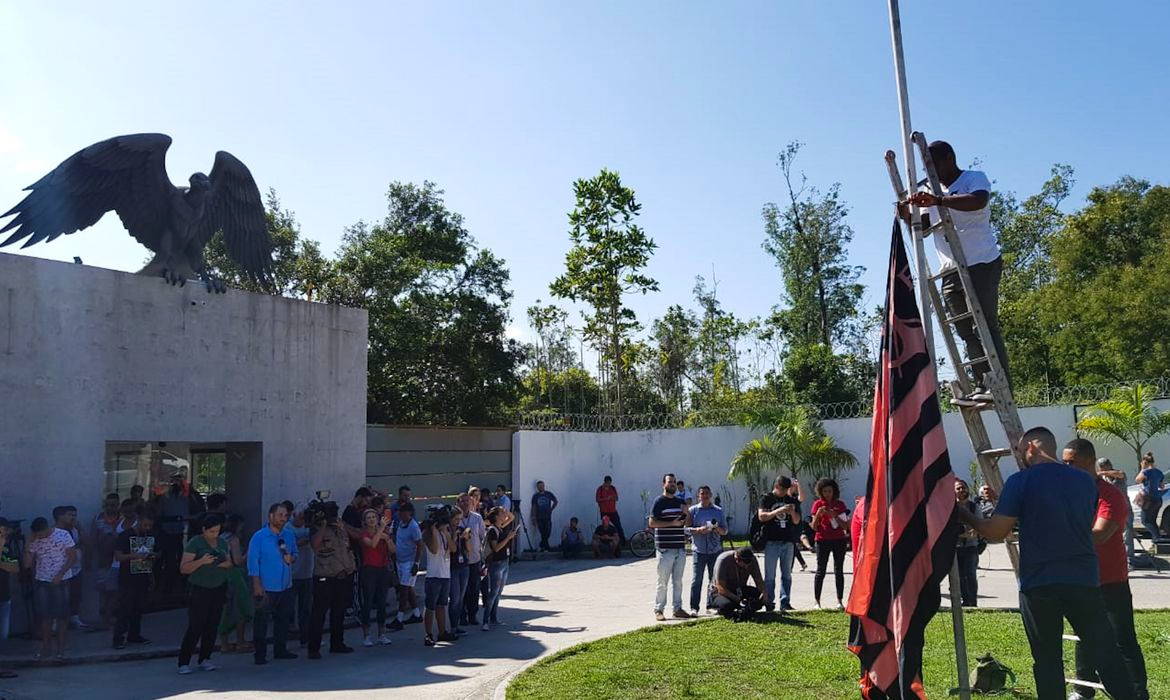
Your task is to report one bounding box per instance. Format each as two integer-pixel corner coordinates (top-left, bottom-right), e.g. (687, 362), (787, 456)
(2, 2), (1168, 353)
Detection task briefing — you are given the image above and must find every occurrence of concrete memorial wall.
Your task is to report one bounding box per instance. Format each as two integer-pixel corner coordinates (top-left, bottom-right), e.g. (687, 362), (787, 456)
(0, 252), (369, 530)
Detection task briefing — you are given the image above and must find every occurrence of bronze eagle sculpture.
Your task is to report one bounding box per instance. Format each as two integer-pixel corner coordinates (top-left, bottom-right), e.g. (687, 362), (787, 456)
(1, 133), (272, 292)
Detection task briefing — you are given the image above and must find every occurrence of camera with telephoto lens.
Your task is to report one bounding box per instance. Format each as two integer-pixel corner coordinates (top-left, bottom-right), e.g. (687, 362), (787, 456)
(426, 504), (453, 527)
(304, 498), (339, 529)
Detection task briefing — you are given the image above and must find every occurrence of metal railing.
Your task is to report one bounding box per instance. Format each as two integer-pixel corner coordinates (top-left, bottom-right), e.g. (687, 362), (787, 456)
(513, 377), (1170, 432)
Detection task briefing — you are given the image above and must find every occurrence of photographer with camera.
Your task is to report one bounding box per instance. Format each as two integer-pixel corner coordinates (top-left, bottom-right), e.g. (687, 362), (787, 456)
(710, 547), (765, 621)
(449, 496), (475, 635)
(176, 512), (230, 674)
(306, 500), (356, 658)
(420, 504), (459, 647)
(482, 506), (517, 631)
(358, 508), (395, 647)
(390, 502), (424, 630)
(247, 503), (299, 665)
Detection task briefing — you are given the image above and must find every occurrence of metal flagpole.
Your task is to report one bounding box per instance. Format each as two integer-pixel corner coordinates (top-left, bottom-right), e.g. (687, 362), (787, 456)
(886, 2), (972, 698)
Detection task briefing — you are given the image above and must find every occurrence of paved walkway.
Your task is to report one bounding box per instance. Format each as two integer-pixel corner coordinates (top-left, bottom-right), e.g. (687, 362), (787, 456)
(0, 545), (1165, 700)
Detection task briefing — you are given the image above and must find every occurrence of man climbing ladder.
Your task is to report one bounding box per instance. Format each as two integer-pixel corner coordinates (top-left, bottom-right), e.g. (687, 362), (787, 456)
(901, 140), (1007, 404)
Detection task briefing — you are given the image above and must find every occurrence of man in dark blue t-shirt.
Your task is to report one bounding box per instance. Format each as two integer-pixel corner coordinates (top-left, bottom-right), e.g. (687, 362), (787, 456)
(649, 473), (692, 622)
(958, 427), (1136, 700)
(529, 481), (558, 552)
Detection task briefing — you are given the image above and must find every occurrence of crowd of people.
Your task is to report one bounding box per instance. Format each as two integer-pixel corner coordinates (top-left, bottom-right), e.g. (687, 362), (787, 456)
(0, 481), (522, 676)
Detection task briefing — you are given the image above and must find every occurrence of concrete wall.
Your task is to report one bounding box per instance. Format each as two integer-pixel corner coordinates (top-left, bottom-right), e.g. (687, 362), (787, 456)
(366, 425), (512, 504)
(0, 252), (369, 529)
(512, 402), (1170, 541)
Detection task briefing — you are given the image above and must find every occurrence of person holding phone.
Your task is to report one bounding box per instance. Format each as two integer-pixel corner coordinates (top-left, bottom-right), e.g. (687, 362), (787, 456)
(358, 508), (395, 647)
(811, 478), (850, 610)
(758, 476), (801, 612)
(113, 509), (156, 650)
(177, 513), (232, 674)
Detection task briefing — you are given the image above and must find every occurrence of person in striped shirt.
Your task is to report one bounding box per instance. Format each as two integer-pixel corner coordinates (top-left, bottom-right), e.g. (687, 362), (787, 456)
(649, 473), (693, 621)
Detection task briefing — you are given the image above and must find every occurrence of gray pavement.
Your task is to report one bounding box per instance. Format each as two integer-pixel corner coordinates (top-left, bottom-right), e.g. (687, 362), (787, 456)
(0, 544), (1165, 700)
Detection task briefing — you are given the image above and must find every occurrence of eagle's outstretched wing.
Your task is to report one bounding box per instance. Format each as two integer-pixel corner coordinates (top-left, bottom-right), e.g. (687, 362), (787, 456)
(195, 151), (272, 283)
(0, 133), (174, 250)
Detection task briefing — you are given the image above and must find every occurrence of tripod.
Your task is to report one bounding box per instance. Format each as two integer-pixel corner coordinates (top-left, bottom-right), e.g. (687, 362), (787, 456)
(510, 496), (536, 561)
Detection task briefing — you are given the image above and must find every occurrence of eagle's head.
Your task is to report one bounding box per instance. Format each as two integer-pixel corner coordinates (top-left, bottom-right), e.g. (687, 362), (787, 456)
(189, 172), (211, 192)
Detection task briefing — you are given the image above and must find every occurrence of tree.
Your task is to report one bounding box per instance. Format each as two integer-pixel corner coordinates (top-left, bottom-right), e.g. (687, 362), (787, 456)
(769, 343), (872, 408)
(322, 182), (521, 425)
(1040, 179), (1170, 384)
(203, 189), (332, 299)
(692, 275), (754, 403)
(990, 165), (1073, 386)
(650, 305), (698, 413)
(550, 169), (658, 415)
(762, 142), (864, 351)
(729, 405), (857, 506)
(523, 302), (576, 411)
(1075, 384), (1170, 466)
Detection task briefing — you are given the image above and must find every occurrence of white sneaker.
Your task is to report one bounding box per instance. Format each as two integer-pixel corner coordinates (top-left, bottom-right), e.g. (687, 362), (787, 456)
(198, 660), (217, 672)
(177, 665), (193, 675)
(378, 634), (392, 646)
(363, 636), (374, 647)
(481, 622), (490, 632)
(690, 609), (701, 618)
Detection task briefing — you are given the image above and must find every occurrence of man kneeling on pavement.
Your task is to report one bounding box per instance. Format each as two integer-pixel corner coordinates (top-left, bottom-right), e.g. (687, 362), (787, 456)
(710, 547), (765, 621)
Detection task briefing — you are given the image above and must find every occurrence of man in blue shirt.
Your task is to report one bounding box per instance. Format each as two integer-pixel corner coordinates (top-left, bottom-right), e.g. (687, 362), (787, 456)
(529, 481), (558, 552)
(958, 427), (1135, 700)
(247, 502), (299, 664)
(686, 485), (727, 616)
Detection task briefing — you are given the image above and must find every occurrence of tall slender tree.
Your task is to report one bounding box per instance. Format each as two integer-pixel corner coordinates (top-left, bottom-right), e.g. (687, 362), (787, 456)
(550, 169), (658, 415)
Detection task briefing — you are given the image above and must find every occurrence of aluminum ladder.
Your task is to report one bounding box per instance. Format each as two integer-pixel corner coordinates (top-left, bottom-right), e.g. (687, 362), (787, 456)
(885, 131), (1021, 576)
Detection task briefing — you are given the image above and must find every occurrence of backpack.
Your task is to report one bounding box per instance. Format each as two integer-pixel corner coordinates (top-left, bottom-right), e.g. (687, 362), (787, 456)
(972, 653), (1016, 694)
(748, 507), (767, 553)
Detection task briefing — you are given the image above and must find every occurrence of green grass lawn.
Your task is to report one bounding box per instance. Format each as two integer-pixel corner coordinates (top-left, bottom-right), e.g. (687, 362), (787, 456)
(508, 609), (1170, 699)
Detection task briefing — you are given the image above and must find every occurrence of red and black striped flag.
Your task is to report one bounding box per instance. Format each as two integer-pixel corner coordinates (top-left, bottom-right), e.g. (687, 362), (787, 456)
(846, 222), (959, 699)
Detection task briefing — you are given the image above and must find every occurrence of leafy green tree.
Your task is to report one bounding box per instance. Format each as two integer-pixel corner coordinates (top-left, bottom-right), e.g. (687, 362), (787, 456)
(550, 169), (658, 415)
(1076, 384), (1170, 466)
(729, 405), (857, 505)
(204, 189), (332, 299)
(692, 275), (754, 403)
(650, 304), (698, 413)
(322, 182), (521, 425)
(769, 343), (872, 408)
(522, 302), (577, 411)
(1041, 179), (1170, 383)
(762, 142), (864, 351)
(517, 366), (600, 415)
(990, 165), (1073, 386)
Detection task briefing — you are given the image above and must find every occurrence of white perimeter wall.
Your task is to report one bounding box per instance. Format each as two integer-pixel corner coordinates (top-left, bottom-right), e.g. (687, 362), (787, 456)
(513, 402), (1170, 539)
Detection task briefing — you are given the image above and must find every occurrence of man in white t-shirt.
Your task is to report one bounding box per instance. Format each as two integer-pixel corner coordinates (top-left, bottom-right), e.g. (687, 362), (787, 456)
(906, 140), (1008, 403)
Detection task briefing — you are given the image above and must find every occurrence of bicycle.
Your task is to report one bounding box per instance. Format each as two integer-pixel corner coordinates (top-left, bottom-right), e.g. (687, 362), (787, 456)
(628, 526), (656, 558)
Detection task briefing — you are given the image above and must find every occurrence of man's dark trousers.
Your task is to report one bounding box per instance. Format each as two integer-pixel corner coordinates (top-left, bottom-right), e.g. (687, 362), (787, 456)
(464, 565), (482, 623)
(308, 576), (351, 653)
(941, 257), (1008, 386)
(253, 589), (295, 662)
(1019, 584), (1135, 700)
(536, 517), (552, 550)
(113, 575), (149, 644)
(1074, 581), (1148, 699)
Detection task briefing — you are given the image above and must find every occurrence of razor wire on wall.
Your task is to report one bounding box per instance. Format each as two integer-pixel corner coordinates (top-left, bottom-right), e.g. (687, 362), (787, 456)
(514, 376), (1170, 432)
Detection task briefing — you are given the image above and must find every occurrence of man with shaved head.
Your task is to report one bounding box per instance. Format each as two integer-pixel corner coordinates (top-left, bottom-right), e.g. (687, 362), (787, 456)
(1063, 438), (1149, 700)
(958, 428), (1136, 699)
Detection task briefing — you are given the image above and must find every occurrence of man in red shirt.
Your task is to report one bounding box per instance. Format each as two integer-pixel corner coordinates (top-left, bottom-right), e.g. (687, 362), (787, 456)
(595, 476), (625, 546)
(1063, 438), (1148, 700)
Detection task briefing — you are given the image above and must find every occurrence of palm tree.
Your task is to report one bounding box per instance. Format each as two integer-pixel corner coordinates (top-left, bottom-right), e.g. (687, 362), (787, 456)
(729, 405), (858, 505)
(1075, 383), (1170, 466)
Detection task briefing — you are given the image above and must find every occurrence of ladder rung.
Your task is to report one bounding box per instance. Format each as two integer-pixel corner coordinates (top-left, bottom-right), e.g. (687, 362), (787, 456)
(942, 311), (975, 325)
(1066, 678), (1106, 690)
(1062, 634), (1080, 642)
(959, 356), (989, 369)
(979, 448), (1012, 459)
